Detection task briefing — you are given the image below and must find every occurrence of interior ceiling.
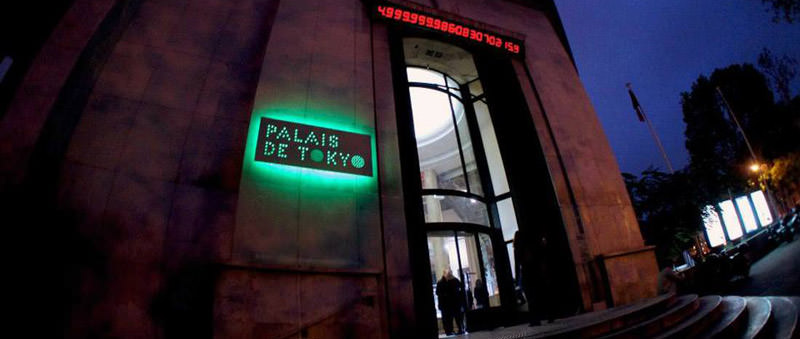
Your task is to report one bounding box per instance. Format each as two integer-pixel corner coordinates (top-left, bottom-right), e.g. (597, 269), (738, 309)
(404, 38), (479, 180)
(404, 38), (478, 83)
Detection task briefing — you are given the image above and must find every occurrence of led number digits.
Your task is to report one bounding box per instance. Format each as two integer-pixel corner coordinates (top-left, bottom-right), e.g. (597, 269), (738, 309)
(376, 4), (522, 54)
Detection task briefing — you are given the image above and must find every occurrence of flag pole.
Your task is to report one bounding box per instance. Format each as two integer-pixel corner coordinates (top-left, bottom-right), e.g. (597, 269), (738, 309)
(716, 86), (777, 217)
(715, 87), (758, 164)
(626, 83), (675, 174)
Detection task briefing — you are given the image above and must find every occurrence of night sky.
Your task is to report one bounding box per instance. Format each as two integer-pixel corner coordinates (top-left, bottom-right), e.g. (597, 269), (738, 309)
(555, 0), (800, 175)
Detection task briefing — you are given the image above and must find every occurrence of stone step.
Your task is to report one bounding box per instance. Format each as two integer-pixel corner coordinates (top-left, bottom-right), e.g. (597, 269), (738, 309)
(652, 295), (725, 339)
(553, 293), (673, 325)
(766, 297), (798, 339)
(540, 293), (676, 338)
(598, 294), (700, 339)
(790, 297), (800, 339)
(692, 295), (748, 338)
(453, 295), (800, 339)
(743, 297), (773, 339)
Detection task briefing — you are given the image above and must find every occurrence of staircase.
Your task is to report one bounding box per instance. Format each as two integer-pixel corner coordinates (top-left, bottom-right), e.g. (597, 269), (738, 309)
(458, 294), (800, 339)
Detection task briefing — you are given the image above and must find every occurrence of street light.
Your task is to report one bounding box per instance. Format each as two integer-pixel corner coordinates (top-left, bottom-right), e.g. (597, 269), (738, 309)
(717, 87), (778, 218)
(750, 163), (768, 173)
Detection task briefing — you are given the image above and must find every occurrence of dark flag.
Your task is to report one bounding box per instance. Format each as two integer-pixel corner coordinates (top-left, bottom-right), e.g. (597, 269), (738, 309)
(627, 88), (646, 122)
(625, 83), (675, 173)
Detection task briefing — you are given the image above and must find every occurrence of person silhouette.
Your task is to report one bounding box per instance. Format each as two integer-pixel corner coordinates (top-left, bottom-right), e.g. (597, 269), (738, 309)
(473, 278), (490, 309)
(436, 269), (464, 335)
(514, 230), (554, 326)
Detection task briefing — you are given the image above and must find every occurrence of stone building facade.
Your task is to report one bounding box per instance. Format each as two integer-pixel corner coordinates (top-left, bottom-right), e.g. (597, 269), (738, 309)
(0, 0), (658, 337)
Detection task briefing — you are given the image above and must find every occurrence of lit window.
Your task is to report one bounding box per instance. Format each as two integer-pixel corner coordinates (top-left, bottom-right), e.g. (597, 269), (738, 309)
(735, 196), (758, 233)
(703, 205), (726, 247)
(750, 190), (773, 226)
(719, 200), (743, 241)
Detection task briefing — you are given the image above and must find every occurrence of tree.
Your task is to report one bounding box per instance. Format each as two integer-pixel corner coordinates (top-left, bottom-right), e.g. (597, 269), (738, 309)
(680, 64), (792, 200)
(759, 0), (800, 23)
(623, 169), (704, 266)
(624, 59), (799, 279)
(767, 151), (800, 208)
(765, 96), (800, 158)
(758, 48), (798, 103)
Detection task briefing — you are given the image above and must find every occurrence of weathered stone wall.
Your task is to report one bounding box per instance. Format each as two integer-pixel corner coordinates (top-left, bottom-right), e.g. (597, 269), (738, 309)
(64, 0), (278, 335)
(602, 248), (659, 306)
(1, 0), (277, 336)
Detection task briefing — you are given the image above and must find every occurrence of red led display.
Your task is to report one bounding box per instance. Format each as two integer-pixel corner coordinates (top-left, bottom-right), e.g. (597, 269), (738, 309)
(374, 3), (522, 55)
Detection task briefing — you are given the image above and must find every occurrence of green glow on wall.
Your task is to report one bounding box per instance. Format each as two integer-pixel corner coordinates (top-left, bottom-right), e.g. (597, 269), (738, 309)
(243, 108), (377, 191)
(255, 117), (372, 176)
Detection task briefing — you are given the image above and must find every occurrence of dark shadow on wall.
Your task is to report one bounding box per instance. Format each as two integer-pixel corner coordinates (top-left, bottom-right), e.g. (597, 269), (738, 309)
(3, 0), (142, 336)
(151, 263), (217, 339)
(6, 0), (292, 336)
(59, 209), (112, 338)
(0, 0), (76, 117)
(24, 0), (142, 197)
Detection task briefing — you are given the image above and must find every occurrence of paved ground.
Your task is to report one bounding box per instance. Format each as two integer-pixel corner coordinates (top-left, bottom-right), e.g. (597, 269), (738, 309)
(446, 322), (559, 339)
(725, 234), (800, 297)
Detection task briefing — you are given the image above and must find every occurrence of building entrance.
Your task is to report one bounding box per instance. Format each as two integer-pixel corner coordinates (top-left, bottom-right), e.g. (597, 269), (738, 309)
(391, 30), (586, 334)
(393, 37), (527, 334)
(428, 230), (500, 335)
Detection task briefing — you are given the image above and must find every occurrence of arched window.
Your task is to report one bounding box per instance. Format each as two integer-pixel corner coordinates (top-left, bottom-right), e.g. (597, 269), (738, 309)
(403, 39), (527, 326)
(408, 67), (490, 226)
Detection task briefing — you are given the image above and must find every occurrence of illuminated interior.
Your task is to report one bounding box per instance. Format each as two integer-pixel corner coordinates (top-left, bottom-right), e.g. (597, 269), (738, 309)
(403, 38), (520, 333)
(702, 205), (726, 248)
(703, 191), (776, 247)
(427, 232), (500, 317)
(719, 200), (743, 241)
(735, 195), (759, 233)
(750, 190), (773, 226)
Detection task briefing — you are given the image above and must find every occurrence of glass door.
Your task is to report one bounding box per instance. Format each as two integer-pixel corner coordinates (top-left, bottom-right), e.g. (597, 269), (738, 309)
(428, 231), (499, 336)
(399, 38), (529, 334)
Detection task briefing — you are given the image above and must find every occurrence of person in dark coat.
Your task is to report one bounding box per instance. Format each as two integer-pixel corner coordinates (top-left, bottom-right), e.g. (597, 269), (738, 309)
(473, 278), (490, 309)
(436, 269), (464, 335)
(514, 229), (554, 326)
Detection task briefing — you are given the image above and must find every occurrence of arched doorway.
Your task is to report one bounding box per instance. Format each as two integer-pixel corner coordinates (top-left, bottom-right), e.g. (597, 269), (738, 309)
(391, 35), (582, 335)
(401, 38), (521, 335)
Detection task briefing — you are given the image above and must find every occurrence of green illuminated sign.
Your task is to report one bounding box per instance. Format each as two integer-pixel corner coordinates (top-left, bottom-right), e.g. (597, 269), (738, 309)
(255, 117), (373, 176)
